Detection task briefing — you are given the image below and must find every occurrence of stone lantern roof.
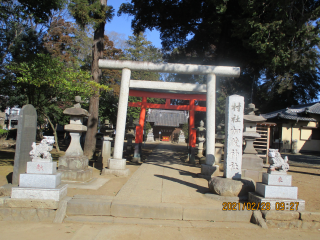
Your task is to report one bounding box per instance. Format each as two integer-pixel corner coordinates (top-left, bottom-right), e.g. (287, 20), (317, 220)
(63, 96), (90, 117)
(63, 107), (90, 117)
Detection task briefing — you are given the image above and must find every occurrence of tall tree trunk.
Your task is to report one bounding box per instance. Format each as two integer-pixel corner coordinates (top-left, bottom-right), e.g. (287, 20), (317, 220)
(83, 0), (107, 159)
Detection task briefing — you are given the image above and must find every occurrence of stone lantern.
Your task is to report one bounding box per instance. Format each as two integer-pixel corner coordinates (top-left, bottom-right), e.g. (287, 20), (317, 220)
(100, 119), (114, 170)
(242, 103), (266, 182)
(196, 120), (206, 159)
(125, 117), (136, 151)
(58, 96), (92, 182)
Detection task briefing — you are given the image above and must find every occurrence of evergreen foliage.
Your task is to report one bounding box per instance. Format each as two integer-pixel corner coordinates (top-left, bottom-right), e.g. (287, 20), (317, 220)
(119, 0), (320, 112)
(69, 0), (114, 29)
(123, 33), (165, 122)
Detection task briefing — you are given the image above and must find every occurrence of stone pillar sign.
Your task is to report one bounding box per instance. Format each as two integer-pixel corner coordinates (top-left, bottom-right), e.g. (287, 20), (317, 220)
(12, 104), (37, 185)
(223, 95), (244, 179)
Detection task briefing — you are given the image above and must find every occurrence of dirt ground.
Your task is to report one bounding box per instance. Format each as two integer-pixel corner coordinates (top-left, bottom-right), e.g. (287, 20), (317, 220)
(0, 141), (320, 212)
(0, 221), (320, 240)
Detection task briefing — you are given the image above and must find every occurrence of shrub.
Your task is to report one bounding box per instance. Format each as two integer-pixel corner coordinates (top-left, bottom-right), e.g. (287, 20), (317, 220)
(0, 128), (9, 139)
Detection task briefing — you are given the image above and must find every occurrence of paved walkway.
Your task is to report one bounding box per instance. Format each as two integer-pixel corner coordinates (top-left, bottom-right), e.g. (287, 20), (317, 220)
(115, 142), (217, 205)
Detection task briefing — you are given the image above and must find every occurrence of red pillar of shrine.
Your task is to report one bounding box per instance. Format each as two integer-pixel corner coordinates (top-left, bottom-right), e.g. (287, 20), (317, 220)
(133, 97), (147, 163)
(189, 99), (196, 163)
(135, 97), (147, 144)
(189, 99), (196, 147)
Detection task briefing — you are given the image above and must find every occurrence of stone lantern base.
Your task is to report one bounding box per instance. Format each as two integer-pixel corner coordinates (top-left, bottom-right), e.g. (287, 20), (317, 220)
(241, 154), (264, 182)
(58, 155), (93, 182)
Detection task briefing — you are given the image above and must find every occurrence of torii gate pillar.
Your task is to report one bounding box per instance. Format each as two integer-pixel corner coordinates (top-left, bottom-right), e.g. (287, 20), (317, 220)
(102, 68), (131, 176)
(199, 73), (218, 178)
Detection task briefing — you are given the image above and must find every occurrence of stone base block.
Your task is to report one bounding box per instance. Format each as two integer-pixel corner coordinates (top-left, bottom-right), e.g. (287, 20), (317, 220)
(11, 184), (68, 201)
(27, 162), (57, 174)
(242, 169), (263, 182)
(108, 158), (126, 169)
(19, 173), (61, 189)
(101, 168), (130, 177)
(0, 208), (56, 222)
(66, 198), (112, 216)
(249, 192), (305, 211)
(262, 172), (292, 186)
(300, 212), (320, 222)
(58, 155), (89, 171)
(256, 183), (298, 199)
(58, 168), (93, 182)
(111, 201), (182, 220)
(242, 154), (264, 170)
(146, 135), (154, 142)
(5, 198), (60, 209)
(262, 210), (300, 221)
(183, 205), (252, 222)
(199, 164), (219, 179)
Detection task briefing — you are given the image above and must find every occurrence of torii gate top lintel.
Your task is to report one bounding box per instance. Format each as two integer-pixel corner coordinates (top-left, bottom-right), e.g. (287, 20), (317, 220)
(99, 59), (240, 77)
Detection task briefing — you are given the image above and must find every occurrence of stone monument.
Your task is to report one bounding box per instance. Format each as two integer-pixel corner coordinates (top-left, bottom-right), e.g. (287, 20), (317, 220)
(146, 128), (155, 142)
(178, 130), (185, 143)
(249, 149), (305, 210)
(242, 103), (266, 182)
(224, 95), (244, 179)
(11, 138), (67, 201)
(12, 104), (37, 185)
(196, 120), (206, 159)
(208, 95), (255, 199)
(58, 96), (92, 182)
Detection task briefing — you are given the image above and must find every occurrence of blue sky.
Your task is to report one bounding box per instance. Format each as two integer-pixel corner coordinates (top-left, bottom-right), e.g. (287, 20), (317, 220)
(106, 0), (162, 48)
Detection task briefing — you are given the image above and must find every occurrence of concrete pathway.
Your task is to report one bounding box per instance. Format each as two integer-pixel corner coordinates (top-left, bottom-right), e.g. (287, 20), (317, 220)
(115, 142), (216, 205)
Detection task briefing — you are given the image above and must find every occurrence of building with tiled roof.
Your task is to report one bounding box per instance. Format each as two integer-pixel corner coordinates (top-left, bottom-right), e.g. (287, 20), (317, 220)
(146, 109), (188, 141)
(261, 102), (320, 153)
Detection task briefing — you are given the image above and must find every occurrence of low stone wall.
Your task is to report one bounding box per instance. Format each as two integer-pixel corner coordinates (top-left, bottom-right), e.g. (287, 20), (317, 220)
(261, 210), (320, 229)
(0, 197), (57, 222)
(1, 194), (320, 228)
(0, 208), (56, 222)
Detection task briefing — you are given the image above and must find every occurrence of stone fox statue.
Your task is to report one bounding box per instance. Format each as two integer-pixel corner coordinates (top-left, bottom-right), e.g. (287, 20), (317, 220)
(29, 137), (55, 162)
(268, 149), (289, 172)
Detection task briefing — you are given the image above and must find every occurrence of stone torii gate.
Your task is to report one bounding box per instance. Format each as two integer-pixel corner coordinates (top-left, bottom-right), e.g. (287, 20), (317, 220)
(98, 59), (240, 176)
